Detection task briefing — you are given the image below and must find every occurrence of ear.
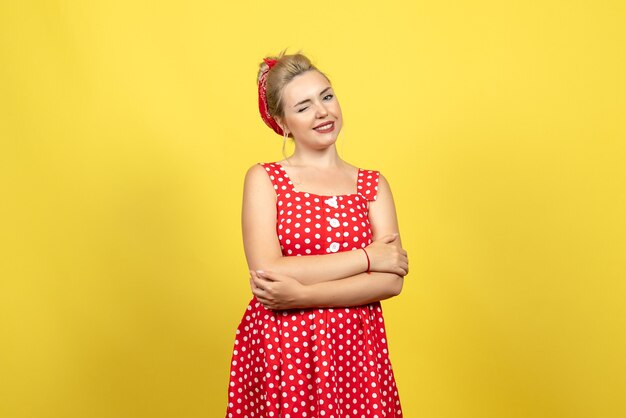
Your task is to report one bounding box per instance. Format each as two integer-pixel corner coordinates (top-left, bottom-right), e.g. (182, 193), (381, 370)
(274, 118), (291, 136)
(274, 116), (289, 136)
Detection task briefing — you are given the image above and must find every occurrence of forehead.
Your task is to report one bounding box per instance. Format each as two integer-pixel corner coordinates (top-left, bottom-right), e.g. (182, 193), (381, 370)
(282, 70), (331, 104)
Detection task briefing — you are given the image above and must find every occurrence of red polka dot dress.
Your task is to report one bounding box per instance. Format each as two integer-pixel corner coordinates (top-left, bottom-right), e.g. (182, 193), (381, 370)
(226, 162), (403, 418)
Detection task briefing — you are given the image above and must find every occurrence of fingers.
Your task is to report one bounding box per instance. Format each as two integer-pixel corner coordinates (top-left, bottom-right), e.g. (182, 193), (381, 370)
(251, 283), (274, 307)
(395, 266), (408, 276)
(252, 276), (270, 291)
(401, 259), (409, 276)
(253, 290), (276, 310)
(249, 270), (284, 310)
(400, 257), (409, 275)
(255, 295), (273, 308)
(249, 270), (273, 292)
(255, 270), (281, 281)
(257, 270), (297, 283)
(389, 252), (409, 276)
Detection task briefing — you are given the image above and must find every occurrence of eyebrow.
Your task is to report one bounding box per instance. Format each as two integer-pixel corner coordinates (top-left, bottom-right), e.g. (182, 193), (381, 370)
(293, 87), (333, 108)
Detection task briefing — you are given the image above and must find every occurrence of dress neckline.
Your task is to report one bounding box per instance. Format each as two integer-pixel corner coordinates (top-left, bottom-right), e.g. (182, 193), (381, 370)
(274, 162), (362, 198)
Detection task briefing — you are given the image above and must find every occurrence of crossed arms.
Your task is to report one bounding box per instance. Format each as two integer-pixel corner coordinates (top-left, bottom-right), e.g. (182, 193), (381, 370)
(241, 164), (409, 310)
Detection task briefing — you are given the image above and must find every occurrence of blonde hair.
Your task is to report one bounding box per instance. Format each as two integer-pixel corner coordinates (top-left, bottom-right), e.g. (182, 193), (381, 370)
(257, 49), (331, 137)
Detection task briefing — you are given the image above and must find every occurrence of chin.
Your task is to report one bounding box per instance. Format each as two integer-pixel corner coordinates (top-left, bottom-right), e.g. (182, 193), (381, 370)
(318, 133), (340, 144)
(318, 126), (342, 141)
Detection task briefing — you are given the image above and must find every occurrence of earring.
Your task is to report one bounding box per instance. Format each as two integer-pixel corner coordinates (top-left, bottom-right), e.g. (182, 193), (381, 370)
(282, 129), (289, 158)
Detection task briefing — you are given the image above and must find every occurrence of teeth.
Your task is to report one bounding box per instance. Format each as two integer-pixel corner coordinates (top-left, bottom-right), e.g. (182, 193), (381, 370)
(315, 122), (333, 130)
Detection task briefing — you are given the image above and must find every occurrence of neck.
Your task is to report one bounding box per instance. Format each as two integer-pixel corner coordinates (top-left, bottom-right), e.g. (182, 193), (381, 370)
(287, 145), (343, 169)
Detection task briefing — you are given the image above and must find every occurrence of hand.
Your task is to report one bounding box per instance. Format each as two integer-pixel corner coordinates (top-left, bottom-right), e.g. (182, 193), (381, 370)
(249, 269), (308, 310)
(365, 233), (409, 276)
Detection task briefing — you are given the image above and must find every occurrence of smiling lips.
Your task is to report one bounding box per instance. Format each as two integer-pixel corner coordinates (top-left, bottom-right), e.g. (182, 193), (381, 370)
(313, 121), (334, 133)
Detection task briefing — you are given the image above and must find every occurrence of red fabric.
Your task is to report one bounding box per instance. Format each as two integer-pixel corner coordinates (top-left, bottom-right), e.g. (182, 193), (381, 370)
(225, 162), (402, 417)
(258, 58), (285, 136)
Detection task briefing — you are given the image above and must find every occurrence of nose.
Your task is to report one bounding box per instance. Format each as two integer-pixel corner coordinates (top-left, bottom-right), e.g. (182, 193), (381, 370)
(315, 102), (329, 117)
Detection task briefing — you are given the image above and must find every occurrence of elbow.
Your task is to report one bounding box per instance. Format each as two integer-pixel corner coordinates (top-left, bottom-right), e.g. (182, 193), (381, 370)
(389, 275), (404, 297)
(253, 256), (283, 274)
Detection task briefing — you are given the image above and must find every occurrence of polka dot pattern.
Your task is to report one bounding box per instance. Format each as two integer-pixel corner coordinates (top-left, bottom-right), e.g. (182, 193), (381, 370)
(226, 162), (401, 417)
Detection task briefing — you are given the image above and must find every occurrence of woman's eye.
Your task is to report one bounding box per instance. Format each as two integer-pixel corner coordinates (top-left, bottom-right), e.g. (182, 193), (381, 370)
(324, 94), (334, 100)
(297, 107), (308, 113)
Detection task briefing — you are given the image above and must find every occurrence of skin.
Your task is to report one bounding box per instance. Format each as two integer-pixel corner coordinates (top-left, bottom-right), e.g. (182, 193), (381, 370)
(243, 69), (408, 310)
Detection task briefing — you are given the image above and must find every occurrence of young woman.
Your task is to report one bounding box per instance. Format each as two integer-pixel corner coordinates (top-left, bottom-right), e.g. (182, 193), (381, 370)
(225, 50), (409, 417)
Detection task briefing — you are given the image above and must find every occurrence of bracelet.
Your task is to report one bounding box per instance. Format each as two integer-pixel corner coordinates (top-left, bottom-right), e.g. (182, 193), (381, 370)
(361, 248), (371, 274)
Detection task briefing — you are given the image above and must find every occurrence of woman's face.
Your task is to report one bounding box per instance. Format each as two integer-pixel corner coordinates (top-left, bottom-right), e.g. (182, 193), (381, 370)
(277, 70), (343, 149)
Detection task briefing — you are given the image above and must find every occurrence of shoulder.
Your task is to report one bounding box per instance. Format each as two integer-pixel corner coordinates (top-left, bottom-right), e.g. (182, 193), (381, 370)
(357, 167), (384, 201)
(367, 173), (399, 226)
(243, 162), (277, 192)
(375, 172), (394, 201)
(366, 171), (399, 231)
(358, 167), (390, 184)
(373, 170), (394, 190)
(245, 161), (279, 179)
(246, 161), (269, 176)
(377, 171), (391, 189)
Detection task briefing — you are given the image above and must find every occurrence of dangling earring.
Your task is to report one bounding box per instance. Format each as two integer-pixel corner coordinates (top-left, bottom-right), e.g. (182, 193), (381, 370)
(339, 123), (344, 157)
(282, 128), (289, 160)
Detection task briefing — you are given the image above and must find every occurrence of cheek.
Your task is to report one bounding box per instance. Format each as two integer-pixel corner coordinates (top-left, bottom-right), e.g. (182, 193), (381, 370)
(292, 115), (313, 130)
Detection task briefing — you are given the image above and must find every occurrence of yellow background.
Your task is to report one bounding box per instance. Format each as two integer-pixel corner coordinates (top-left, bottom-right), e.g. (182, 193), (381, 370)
(1, 1), (625, 417)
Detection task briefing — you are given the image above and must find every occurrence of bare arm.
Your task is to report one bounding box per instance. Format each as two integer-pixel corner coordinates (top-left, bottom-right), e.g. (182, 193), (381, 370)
(251, 173), (406, 309)
(242, 164), (406, 285)
(251, 269), (402, 309)
(305, 173), (405, 306)
(304, 272), (402, 307)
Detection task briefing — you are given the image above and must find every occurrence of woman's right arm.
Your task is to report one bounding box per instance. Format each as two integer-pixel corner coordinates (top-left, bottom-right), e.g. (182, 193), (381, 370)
(241, 164), (407, 285)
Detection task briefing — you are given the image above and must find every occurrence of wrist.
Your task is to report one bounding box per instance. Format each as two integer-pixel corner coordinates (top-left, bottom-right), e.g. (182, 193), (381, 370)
(300, 283), (317, 308)
(361, 248), (371, 274)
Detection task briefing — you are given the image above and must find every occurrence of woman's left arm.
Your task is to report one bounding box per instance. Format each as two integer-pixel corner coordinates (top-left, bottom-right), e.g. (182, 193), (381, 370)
(251, 173), (407, 309)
